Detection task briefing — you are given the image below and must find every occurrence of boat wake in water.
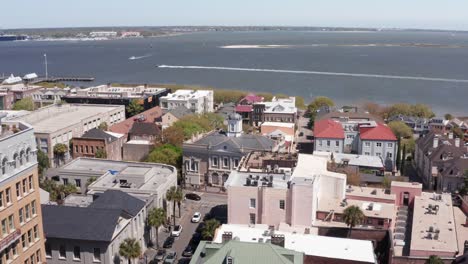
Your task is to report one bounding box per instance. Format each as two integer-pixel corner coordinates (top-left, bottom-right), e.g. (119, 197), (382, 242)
(129, 54), (152, 60)
(157, 65), (468, 83)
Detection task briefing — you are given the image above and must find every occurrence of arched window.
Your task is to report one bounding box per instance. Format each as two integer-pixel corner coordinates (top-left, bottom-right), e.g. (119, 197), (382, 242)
(19, 150), (25, 166)
(1, 158), (8, 175)
(26, 148), (31, 163)
(12, 153), (18, 169)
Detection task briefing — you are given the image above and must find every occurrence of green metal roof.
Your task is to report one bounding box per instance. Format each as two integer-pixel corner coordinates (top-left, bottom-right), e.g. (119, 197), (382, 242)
(190, 240), (303, 264)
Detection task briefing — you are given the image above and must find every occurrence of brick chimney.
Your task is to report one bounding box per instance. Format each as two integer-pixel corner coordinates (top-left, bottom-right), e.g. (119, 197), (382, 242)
(271, 234), (285, 247)
(222, 232), (233, 243)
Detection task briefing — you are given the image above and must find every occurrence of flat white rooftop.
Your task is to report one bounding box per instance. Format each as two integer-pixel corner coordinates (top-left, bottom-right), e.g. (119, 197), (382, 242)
(291, 154), (346, 180)
(8, 104), (123, 133)
(410, 192), (458, 254)
(214, 224), (376, 263)
(345, 185), (396, 202)
(261, 122), (295, 128)
(318, 197), (395, 219)
(314, 151), (385, 169)
(161, 89), (212, 100)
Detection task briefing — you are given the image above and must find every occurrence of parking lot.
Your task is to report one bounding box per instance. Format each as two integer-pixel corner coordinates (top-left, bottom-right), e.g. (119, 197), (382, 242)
(144, 191), (227, 263)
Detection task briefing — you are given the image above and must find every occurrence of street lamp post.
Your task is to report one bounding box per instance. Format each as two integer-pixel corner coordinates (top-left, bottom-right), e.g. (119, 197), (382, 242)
(44, 53), (48, 79)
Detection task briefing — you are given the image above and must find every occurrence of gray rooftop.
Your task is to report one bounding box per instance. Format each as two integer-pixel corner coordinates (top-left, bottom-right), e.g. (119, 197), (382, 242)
(7, 104), (124, 133)
(81, 128), (119, 143)
(192, 131), (275, 152)
(89, 190), (145, 216)
(42, 205), (123, 242)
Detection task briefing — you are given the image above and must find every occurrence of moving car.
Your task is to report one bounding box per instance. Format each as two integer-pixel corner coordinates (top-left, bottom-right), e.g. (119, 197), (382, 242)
(182, 245), (194, 257)
(163, 236), (174, 248)
(185, 193), (201, 201)
(171, 225), (183, 237)
(163, 251), (177, 264)
(191, 212), (202, 223)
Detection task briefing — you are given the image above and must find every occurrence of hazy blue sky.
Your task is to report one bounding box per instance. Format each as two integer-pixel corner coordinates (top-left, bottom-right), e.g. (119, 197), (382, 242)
(2, 0), (468, 30)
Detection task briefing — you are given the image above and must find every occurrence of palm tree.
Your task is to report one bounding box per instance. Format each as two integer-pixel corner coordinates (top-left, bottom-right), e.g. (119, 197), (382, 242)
(174, 187), (184, 218)
(426, 255), (444, 264)
(343, 205), (365, 237)
(166, 186), (183, 226)
(147, 208), (166, 248)
(119, 238), (141, 264)
(201, 219), (221, 240)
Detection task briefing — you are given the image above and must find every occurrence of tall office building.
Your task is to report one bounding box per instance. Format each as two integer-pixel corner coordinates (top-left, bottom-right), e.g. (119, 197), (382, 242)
(0, 115), (45, 264)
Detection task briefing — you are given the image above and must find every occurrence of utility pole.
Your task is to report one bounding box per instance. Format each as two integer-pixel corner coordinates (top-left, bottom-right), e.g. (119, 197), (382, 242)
(44, 53), (48, 79)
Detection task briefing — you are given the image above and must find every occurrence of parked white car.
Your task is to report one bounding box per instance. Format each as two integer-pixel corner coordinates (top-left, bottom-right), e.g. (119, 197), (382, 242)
(191, 212), (202, 223)
(171, 225), (183, 237)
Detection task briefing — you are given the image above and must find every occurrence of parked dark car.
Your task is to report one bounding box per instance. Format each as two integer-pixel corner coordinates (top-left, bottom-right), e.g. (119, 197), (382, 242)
(190, 232), (202, 246)
(185, 193), (201, 201)
(163, 251), (177, 264)
(182, 245), (194, 257)
(154, 249), (166, 261)
(163, 236), (175, 248)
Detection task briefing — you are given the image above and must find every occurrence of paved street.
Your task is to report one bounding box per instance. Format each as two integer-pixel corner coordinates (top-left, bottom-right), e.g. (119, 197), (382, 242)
(296, 111), (314, 153)
(144, 191), (227, 263)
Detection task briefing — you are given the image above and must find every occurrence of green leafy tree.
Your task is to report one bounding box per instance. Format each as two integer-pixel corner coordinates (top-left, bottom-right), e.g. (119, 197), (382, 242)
(119, 238), (141, 264)
(12, 97), (35, 111)
(294, 96), (306, 110)
(126, 99), (144, 117)
(95, 148), (107, 159)
(166, 186), (183, 226)
(382, 176), (391, 189)
(147, 208), (166, 248)
(158, 126), (185, 147)
(401, 144), (407, 175)
(201, 219), (221, 240)
(425, 255), (444, 264)
(53, 143), (68, 166)
(396, 137), (402, 171)
(452, 127), (464, 139)
(388, 121), (413, 138)
(40, 179), (77, 201)
(343, 205), (365, 237)
(146, 144), (182, 167)
(410, 104), (435, 118)
(307, 96), (335, 114)
(98, 122), (108, 131)
(444, 113), (453, 120)
(37, 150), (50, 176)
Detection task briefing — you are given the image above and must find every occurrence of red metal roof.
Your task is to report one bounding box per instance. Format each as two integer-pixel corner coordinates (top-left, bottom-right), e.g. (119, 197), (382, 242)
(359, 123), (397, 141)
(313, 119), (345, 139)
(235, 105), (253, 112)
(242, 93), (264, 104)
(110, 106), (162, 135)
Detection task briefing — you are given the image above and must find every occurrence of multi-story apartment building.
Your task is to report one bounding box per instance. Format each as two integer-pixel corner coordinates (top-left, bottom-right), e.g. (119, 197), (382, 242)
(42, 190), (147, 264)
(62, 84), (169, 117)
(252, 97), (297, 126)
(0, 118), (45, 264)
(7, 104), (125, 167)
(314, 118), (398, 171)
(235, 93), (264, 124)
(160, 89), (214, 114)
(183, 114), (276, 188)
(0, 83), (43, 110)
(72, 128), (125, 161)
(415, 131), (468, 192)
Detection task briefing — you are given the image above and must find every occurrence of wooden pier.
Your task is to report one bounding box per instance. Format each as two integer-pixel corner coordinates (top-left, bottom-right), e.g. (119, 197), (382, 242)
(32, 76), (95, 83)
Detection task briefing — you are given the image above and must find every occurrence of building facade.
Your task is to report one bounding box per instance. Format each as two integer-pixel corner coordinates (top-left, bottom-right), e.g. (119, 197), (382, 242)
(62, 84), (169, 117)
(0, 120), (46, 264)
(252, 97), (297, 126)
(314, 118), (398, 171)
(42, 190), (147, 264)
(160, 89), (214, 114)
(415, 132), (468, 192)
(72, 128), (125, 161)
(183, 114), (276, 187)
(7, 104), (125, 167)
